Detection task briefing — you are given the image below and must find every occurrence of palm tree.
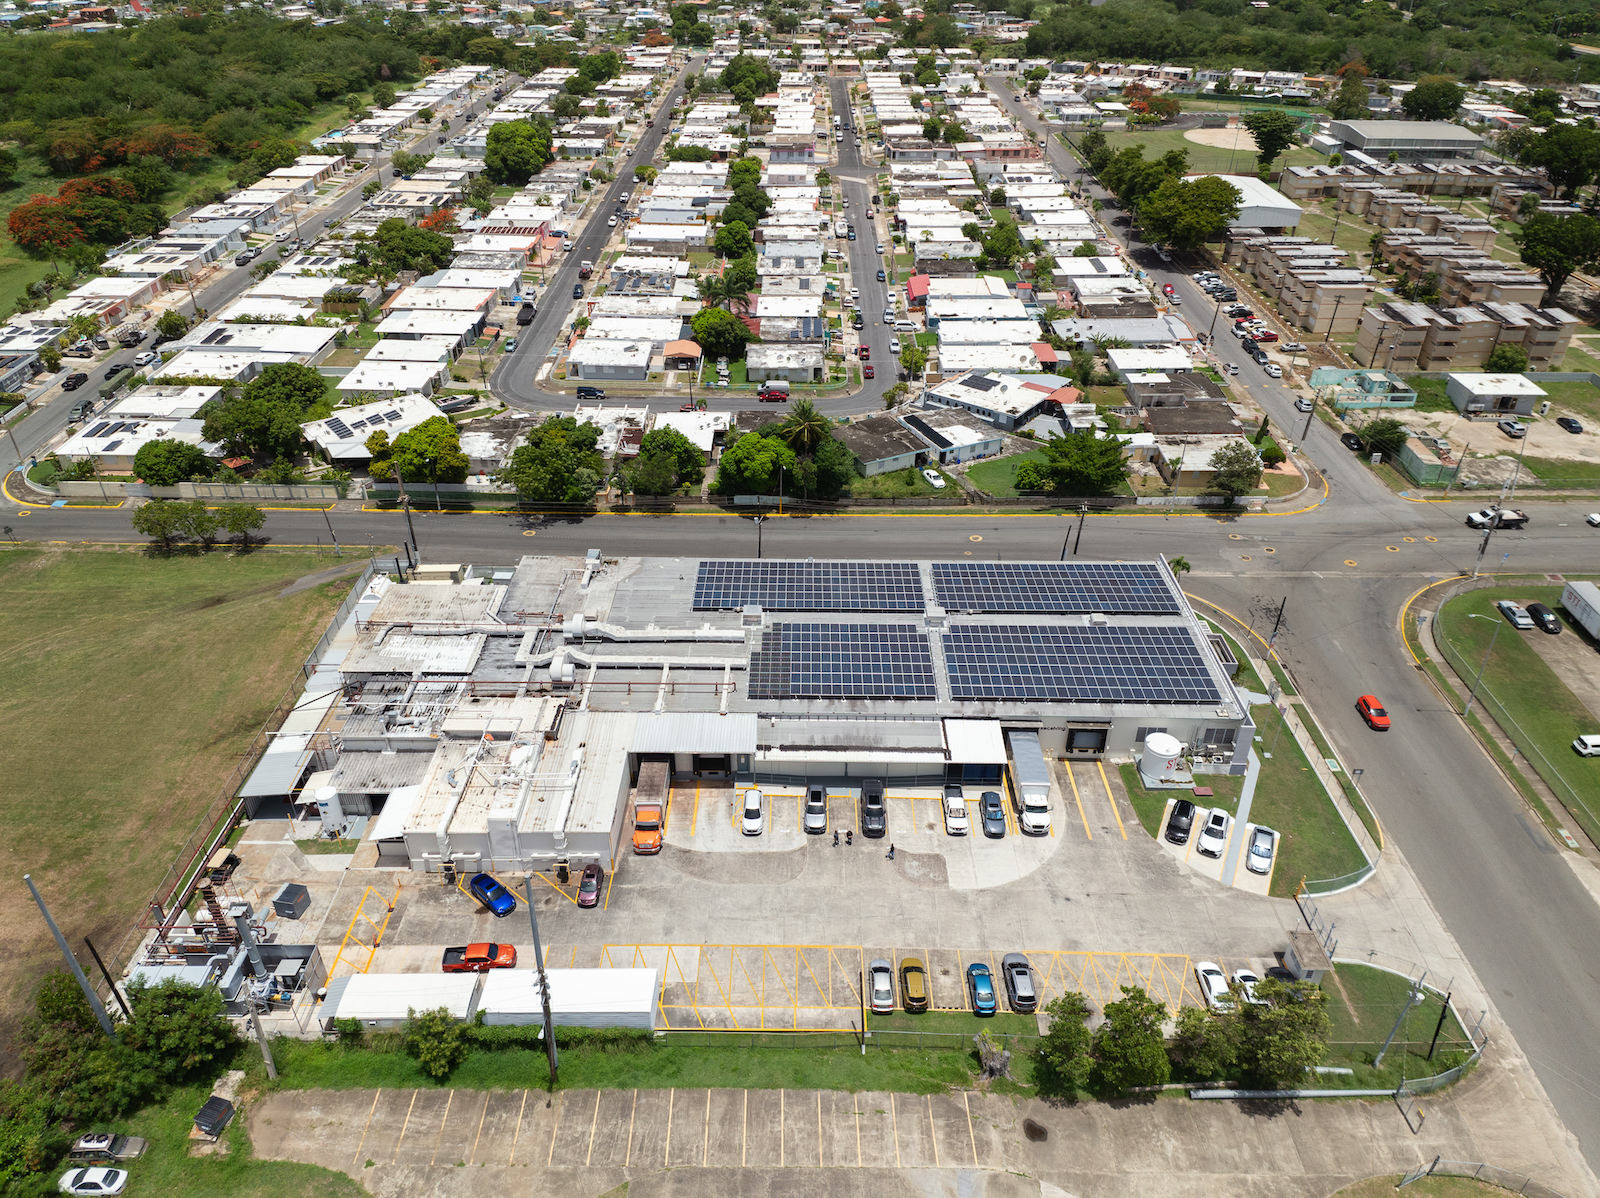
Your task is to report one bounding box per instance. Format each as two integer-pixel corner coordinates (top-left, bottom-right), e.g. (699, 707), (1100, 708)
(64, 314), (102, 345)
(696, 274), (726, 308)
(779, 398), (829, 455)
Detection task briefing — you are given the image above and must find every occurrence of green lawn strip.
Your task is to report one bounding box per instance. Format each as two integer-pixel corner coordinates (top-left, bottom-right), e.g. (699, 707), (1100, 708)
(1248, 703), (1368, 897)
(267, 1032), (992, 1096)
(1322, 963), (1473, 1090)
(1260, 468), (1303, 498)
(964, 450), (1044, 498)
(1523, 455), (1600, 487)
(1290, 701), (1382, 848)
(0, 549), (365, 1054)
(295, 838), (360, 855)
(1333, 1177), (1512, 1198)
(80, 1083), (368, 1198)
(1405, 377), (1455, 413)
(1291, 200), (1381, 264)
(1434, 587), (1600, 843)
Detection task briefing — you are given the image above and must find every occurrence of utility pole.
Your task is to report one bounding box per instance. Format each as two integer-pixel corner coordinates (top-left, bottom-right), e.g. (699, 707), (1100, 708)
(25, 874), (116, 1040)
(1071, 502), (1088, 555)
(249, 1003), (278, 1080)
(83, 936), (133, 1021)
(1374, 974), (1427, 1068)
(321, 506), (342, 556)
(1267, 595), (1287, 646)
(522, 878), (559, 1088)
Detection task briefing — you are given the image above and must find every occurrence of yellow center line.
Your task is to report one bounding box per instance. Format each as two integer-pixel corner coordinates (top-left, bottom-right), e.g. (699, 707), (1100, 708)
(1065, 764), (1093, 839)
(1097, 760), (1127, 840)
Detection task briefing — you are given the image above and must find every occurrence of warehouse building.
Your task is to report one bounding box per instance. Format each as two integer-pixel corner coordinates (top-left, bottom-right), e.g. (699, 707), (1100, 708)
(265, 554), (1253, 877)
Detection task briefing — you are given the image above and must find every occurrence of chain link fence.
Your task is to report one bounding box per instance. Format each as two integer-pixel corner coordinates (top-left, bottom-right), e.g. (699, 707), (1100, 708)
(1400, 1157), (1569, 1196)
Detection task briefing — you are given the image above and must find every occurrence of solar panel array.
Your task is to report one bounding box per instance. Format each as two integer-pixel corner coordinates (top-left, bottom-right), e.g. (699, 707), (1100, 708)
(694, 561), (924, 612)
(931, 562), (1179, 614)
(748, 623), (937, 700)
(944, 625), (1221, 704)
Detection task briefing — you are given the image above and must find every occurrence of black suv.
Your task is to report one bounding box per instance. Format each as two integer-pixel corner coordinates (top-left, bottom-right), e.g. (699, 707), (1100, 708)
(575, 385), (605, 400)
(859, 778), (886, 838)
(1526, 602), (1562, 635)
(61, 372), (89, 391)
(1164, 798), (1196, 845)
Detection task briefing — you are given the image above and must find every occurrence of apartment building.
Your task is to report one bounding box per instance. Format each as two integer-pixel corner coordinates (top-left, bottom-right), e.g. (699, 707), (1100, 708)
(1353, 300), (1578, 370)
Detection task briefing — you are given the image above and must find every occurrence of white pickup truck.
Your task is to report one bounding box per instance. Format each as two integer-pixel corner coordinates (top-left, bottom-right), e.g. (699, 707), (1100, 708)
(1464, 507), (1529, 530)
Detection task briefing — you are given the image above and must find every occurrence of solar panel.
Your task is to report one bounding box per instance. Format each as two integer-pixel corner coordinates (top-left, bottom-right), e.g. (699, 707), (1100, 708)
(931, 562), (1180, 614)
(325, 419), (352, 437)
(749, 623), (936, 700)
(944, 624), (1222, 704)
(693, 561), (924, 612)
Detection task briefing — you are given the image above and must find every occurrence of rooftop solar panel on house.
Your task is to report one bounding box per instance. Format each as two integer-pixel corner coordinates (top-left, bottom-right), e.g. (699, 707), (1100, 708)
(931, 562), (1179, 614)
(693, 560), (924, 612)
(748, 623), (937, 700)
(943, 624), (1221, 704)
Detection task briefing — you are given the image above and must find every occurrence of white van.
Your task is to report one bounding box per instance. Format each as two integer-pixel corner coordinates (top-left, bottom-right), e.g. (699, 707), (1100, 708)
(893, 319), (917, 334)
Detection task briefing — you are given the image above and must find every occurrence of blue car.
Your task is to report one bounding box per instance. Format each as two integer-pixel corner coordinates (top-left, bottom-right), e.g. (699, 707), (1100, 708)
(966, 962), (997, 1016)
(469, 872), (517, 918)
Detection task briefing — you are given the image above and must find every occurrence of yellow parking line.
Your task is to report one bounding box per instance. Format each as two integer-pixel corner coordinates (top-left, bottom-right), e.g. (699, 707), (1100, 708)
(1097, 760), (1127, 840)
(1065, 764), (1093, 839)
(603, 866), (616, 911)
(691, 785), (701, 836)
(532, 870), (579, 905)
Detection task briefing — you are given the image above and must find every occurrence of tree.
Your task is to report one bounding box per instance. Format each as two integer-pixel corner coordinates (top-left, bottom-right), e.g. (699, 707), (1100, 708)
(1168, 555), (1191, 577)
(1359, 416), (1409, 461)
(625, 448), (682, 497)
(1091, 986), (1171, 1096)
(899, 344), (929, 379)
(362, 179), (382, 201)
(1401, 76), (1465, 122)
(386, 416), (470, 488)
(372, 83), (397, 108)
(155, 309), (189, 341)
(120, 154), (174, 203)
(370, 217), (454, 274)
(1484, 343), (1529, 373)
(691, 306), (755, 360)
(1014, 431), (1129, 496)
(1260, 443), (1287, 468)
(640, 425), (704, 479)
(1241, 110), (1299, 170)
(1327, 65), (1370, 122)
(1168, 1006), (1239, 1081)
(1033, 991), (1093, 1098)
(723, 256), (758, 309)
(497, 416), (604, 503)
(391, 150), (428, 177)
(778, 398), (830, 454)
(216, 502), (266, 548)
(721, 54), (779, 103)
(714, 219), (753, 260)
(402, 1007), (467, 1081)
(133, 439), (212, 486)
(202, 363), (328, 461)
(1208, 440), (1263, 503)
(1235, 979), (1331, 1088)
(121, 978), (238, 1083)
(1520, 126), (1600, 199)
(713, 432), (796, 494)
(0, 147), (18, 189)
(1138, 176), (1241, 251)
(250, 138), (301, 174)
(7, 196), (85, 267)
(484, 118), (554, 184)
(635, 165), (658, 185)
(130, 499), (192, 551)
(981, 216), (1025, 267)
(1514, 212), (1600, 305)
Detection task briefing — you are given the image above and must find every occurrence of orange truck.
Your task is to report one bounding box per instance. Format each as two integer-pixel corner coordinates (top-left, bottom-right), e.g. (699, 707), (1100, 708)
(630, 760), (668, 854)
(440, 943), (518, 972)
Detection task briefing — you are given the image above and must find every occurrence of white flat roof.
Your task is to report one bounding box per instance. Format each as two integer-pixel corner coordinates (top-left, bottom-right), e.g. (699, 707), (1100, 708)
(328, 973), (478, 1022)
(1447, 372), (1546, 395)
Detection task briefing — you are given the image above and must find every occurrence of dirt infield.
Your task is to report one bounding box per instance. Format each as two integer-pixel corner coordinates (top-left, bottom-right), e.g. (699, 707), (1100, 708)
(1184, 125), (1260, 151)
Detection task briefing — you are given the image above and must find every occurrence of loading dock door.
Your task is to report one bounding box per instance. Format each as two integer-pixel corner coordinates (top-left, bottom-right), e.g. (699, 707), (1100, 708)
(1066, 727), (1108, 755)
(693, 754), (731, 777)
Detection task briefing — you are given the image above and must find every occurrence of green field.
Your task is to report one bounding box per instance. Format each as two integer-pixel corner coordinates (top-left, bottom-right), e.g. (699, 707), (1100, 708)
(846, 465), (941, 499)
(1099, 126), (1325, 178)
(0, 548), (369, 1060)
(1323, 963), (1472, 1088)
(965, 450), (1045, 497)
(1247, 704), (1368, 896)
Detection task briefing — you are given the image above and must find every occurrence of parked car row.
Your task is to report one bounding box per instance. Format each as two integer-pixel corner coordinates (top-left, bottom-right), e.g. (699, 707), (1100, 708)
(740, 781), (1047, 841)
(1163, 800), (1278, 875)
(864, 952), (1039, 1016)
(1495, 598), (1561, 635)
(1194, 961), (1280, 1013)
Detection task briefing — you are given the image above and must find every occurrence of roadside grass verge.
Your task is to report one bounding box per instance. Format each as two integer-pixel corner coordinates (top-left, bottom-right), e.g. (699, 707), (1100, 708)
(1248, 704), (1368, 897)
(846, 466), (939, 498)
(0, 548), (365, 1060)
(1290, 701), (1383, 848)
(964, 450), (1045, 498)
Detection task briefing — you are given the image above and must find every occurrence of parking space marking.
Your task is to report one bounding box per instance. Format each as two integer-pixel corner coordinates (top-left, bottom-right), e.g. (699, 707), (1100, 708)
(704, 1089), (712, 1165)
(779, 1089), (784, 1167)
(928, 1095), (939, 1167)
(469, 1091), (490, 1165)
(351, 1088), (382, 1167)
(1065, 765), (1093, 839)
(1096, 760), (1127, 839)
(890, 1094), (902, 1167)
(818, 1091), (825, 1166)
(585, 1089), (601, 1166)
(665, 1088), (675, 1166)
(430, 1089), (453, 1166)
(623, 1090), (638, 1166)
(546, 1092), (559, 1166)
(854, 1092), (863, 1167)
(397, 1089), (419, 1153)
(963, 1091), (978, 1165)
(509, 1089), (528, 1164)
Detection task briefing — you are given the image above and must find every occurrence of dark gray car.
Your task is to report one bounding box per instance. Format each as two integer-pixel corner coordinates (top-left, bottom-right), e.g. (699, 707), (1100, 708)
(1165, 798), (1196, 845)
(1526, 602), (1561, 635)
(979, 790), (1006, 838)
(859, 778), (886, 838)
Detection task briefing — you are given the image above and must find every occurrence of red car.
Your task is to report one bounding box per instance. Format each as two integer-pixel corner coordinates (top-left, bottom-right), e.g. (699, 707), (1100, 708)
(1162, 283), (1175, 295)
(577, 862), (605, 908)
(857, 345), (870, 360)
(863, 364), (875, 378)
(1356, 695), (1390, 730)
(1252, 330), (1279, 342)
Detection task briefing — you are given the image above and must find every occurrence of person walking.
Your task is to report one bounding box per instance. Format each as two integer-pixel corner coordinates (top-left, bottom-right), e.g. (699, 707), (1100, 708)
(887, 843), (895, 860)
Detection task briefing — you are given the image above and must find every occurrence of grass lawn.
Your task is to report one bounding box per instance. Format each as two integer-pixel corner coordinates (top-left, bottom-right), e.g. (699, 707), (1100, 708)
(0, 549), (369, 1059)
(1560, 339), (1600, 375)
(1523, 455), (1600, 487)
(1248, 703), (1368, 896)
(83, 1083), (367, 1198)
(1528, 377), (1600, 424)
(1084, 385), (1127, 408)
(1100, 126), (1323, 177)
(1333, 1178), (1514, 1198)
(1323, 963), (1473, 1089)
(1406, 376), (1456, 413)
(1435, 586), (1600, 845)
(1291, 701), (1383, 849)
(1118, 761), (1242, 839)
(268, 1032), (993, 1096)
(914, 331), (937, 348)
(846, 466), (939, 499)
(964, 450), (1044, 498)
(702, 358), (749, 387)
(0, 151), (75, 317)
(1292, 199), (1381, 265)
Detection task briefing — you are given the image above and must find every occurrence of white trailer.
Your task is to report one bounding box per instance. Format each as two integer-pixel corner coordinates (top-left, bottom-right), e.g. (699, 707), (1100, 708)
(1004, 729), (1053, 836)
(1561, 580), (1600, 641)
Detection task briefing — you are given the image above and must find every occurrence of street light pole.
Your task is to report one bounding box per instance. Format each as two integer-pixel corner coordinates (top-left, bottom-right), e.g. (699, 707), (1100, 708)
(754, 514), (764, 559)
(1462, 612), (1502, 720)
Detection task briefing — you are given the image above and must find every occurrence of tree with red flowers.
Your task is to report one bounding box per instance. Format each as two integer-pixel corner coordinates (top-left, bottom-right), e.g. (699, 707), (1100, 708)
(7, 196), (85, 270)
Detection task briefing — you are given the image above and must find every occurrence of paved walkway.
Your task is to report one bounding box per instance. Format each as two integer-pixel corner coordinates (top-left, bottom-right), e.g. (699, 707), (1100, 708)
(248, 1077), (1596, 1198)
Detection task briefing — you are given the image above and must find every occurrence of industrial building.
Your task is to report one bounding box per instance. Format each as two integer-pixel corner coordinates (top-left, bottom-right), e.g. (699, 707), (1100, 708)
(242, 553), (1253, 878)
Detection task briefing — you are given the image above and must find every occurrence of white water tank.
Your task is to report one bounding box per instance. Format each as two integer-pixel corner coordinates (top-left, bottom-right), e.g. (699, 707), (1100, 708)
(1138, 733), (1186, 782)
(315, 785), (344, 834)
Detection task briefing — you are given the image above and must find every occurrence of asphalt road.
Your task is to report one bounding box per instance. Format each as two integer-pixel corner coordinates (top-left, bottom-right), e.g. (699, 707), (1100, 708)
(493, 56), (702, 411)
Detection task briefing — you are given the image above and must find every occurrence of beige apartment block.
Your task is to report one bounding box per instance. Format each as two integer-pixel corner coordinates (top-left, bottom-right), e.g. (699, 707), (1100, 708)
(1355, 301), (1577, 370)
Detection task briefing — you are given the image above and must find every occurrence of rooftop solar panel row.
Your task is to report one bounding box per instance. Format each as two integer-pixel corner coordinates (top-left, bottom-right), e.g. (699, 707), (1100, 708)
(943, 624), (1221, 704)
